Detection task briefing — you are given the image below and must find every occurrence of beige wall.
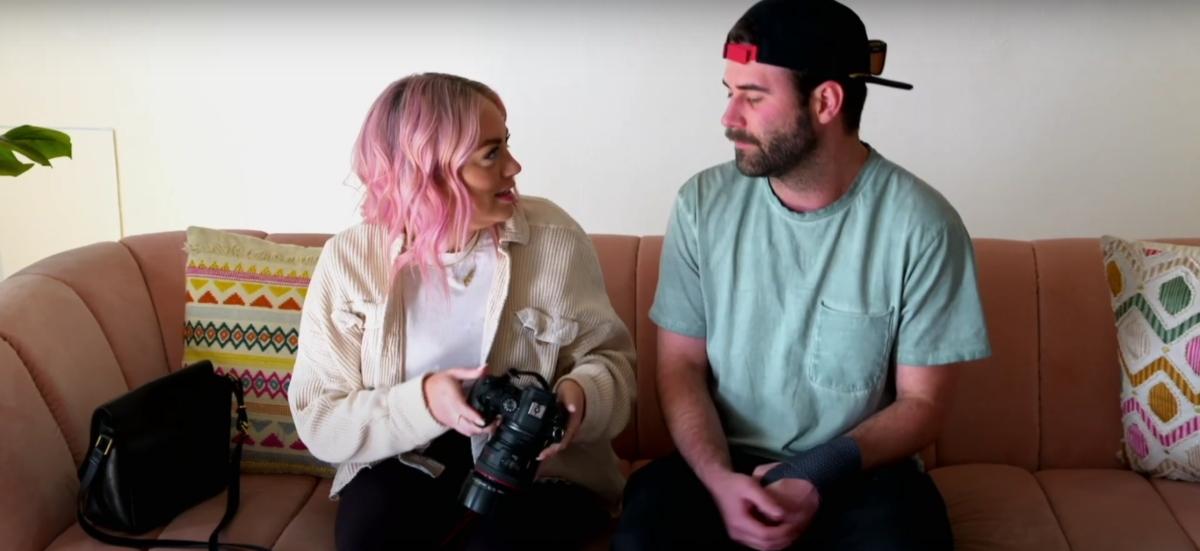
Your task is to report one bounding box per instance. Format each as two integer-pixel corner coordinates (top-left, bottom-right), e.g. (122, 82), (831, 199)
(2, 1), (1198, 258)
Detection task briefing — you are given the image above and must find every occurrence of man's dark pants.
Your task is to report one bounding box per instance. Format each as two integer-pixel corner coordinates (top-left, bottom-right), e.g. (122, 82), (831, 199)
(612, 450), (954, 551)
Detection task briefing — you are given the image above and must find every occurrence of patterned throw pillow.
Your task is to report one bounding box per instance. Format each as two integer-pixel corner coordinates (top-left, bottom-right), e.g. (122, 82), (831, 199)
(183, 227), (334, 477)
(1102, 235), (1200, 481)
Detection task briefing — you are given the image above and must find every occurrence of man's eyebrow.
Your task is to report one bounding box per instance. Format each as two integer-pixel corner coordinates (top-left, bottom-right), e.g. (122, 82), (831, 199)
(722, 80), (770, 93)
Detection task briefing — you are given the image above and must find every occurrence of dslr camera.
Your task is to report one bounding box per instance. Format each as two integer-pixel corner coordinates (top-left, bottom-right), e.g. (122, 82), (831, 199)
(459, 369), (568, 514)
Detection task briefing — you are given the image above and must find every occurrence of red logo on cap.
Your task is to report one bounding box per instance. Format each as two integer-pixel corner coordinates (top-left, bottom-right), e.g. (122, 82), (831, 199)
(724, 43), (758, 64)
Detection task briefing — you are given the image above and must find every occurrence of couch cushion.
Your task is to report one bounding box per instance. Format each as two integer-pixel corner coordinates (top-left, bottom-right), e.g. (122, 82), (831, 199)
(1102, 236), (1200, 481)
(47, 524), (163, 550)
(16, 242), (170, 389)
(929, 464), (1068, 551)
(1035, 239), (1127, 469)
(1036, 469), (1195, 550)
(48, 474), (318, 550)
(183, 227), (333, 477)
(1152, 478), (1200, 548)
(0, 274), (128, 464)
(158, 474), (318, 547)
(0, 340), (78, 551)
(273, 479), (337, 551)
(634, 236), (673, 459)
(936, 240), (1040, 470)
(589, 235), (641, 460)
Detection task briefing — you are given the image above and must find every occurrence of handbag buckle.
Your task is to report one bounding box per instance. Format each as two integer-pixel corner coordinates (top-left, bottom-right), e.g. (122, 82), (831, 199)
(236, 404), (249, 433)
(94, 434), (113, 456)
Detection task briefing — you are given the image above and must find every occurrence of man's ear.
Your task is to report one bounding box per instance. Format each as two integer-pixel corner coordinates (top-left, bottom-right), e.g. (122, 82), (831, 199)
(810, 80), (846, 127)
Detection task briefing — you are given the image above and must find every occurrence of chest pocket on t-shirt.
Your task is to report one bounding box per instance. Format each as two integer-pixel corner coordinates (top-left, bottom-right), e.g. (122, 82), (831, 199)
(806, 302), (894, 393)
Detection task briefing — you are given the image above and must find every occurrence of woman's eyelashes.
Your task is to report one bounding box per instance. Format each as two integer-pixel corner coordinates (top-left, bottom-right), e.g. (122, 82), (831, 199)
(483, 135), (512, 162)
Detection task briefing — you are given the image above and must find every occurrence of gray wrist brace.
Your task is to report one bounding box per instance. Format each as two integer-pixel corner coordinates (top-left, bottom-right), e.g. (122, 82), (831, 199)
(760, 436), (862, 491)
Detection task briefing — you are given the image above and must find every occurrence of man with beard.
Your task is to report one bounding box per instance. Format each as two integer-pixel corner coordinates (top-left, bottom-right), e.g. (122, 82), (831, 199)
(613, 1), (991, 550)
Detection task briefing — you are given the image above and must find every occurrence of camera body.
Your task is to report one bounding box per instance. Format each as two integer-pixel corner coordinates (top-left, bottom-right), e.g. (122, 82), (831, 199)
(459, 369), (567, 514)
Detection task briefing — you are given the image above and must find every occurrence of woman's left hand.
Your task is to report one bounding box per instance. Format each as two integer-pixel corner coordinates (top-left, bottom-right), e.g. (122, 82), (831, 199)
(538, 379), (585, 461)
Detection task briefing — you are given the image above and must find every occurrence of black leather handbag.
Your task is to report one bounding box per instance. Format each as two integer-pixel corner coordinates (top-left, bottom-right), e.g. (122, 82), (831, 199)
(77, 360), (270, 550)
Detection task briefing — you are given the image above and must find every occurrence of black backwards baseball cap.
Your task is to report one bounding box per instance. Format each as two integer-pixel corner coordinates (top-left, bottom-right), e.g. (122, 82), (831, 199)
(724, 0), (914, 91)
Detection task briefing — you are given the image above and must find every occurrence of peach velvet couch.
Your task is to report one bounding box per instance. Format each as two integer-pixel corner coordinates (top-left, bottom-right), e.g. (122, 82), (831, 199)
(2, 231), (1199, 551)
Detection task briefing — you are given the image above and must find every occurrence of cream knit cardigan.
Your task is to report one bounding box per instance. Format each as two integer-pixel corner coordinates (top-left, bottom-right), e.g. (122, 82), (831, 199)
(289, 197), (636, 506)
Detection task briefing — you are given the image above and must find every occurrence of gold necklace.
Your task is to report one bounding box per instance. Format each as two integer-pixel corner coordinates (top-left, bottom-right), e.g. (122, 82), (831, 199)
(447, 232), (483, 288)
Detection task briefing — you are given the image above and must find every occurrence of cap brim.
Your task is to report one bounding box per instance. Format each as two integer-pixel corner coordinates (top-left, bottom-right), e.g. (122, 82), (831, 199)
(857, 75), (914, 90)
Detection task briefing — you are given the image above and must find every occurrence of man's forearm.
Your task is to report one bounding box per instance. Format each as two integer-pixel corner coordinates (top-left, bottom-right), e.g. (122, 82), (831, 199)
(659, 362), (731, 487)
(764, 398), (939, 488)
(847, 396), (944, 470)
(765, 364), (956, 488)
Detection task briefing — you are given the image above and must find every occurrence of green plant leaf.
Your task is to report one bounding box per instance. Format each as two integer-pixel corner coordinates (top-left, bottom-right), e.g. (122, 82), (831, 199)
(0, 125), (72, 167)
(0, 146), (34, 176)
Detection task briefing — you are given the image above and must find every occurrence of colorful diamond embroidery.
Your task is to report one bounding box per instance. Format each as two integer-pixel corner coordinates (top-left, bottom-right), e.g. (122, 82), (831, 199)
(184, 227), (333, 478)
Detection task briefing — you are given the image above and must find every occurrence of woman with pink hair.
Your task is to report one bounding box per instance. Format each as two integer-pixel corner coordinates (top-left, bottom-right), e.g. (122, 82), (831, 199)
(289, 73), (636, 550)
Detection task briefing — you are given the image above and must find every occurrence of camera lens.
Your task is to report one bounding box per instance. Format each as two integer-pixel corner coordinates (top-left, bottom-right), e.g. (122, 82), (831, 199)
(459, 471), (507, 515)
(459, 369), (568, 515)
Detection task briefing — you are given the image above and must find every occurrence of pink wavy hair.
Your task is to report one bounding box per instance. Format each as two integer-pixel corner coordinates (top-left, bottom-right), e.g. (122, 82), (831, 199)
(354, 73), (505, 279)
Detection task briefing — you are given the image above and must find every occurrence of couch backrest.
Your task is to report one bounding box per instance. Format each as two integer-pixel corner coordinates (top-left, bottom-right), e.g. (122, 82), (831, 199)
(627, 237), (1052, 469)
(623, 237), (1200, 471)
(0, 231), (331, 549)
(0, 241), (173, 550)
(1029, 238), (1200, 468)
(4, 231), (1196, 548)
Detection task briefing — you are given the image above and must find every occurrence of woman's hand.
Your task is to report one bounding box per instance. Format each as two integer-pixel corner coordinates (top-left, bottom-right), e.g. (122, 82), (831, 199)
(423, 365), (492, 437)
(537, 379), (585, 461)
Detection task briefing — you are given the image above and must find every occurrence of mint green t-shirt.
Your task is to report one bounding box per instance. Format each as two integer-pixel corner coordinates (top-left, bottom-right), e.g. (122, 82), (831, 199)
(650, 148), (991, 459)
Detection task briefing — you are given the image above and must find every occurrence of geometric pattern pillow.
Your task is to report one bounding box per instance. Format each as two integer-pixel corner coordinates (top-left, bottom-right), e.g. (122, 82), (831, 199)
(183, 227), (334, 477)
(1102, 235), (1200, 481)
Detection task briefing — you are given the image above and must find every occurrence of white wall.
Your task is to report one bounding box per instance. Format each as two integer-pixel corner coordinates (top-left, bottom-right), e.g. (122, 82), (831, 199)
(2, 0), (1198, 247)
(0, 128), (122, 278)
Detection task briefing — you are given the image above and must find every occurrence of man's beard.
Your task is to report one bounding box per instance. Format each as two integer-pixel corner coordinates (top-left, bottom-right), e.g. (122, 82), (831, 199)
(727, 111), (818, 178)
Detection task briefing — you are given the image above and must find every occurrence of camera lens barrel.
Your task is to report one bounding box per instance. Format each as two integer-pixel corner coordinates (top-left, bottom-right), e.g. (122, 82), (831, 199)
(460, 371), (569, 515)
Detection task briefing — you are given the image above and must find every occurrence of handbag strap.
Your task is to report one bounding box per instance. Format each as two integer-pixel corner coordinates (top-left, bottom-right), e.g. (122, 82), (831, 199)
(77, 376), (271, 551)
